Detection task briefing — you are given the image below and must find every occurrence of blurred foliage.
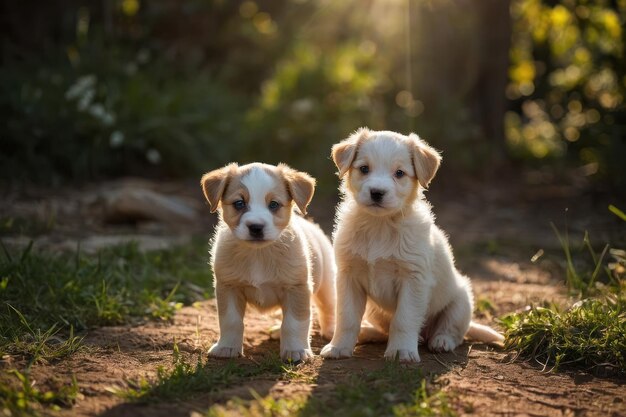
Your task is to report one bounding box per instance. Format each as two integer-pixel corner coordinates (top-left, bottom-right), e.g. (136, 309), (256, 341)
(507, 0), (626, 187)
(0, 0), (624, 190)
(0, 2), (248, 183)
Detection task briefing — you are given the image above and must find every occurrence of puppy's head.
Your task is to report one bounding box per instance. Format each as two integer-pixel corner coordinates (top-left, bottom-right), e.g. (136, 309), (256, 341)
(201, 163), (315, 245)
(331, 128), (441, 215)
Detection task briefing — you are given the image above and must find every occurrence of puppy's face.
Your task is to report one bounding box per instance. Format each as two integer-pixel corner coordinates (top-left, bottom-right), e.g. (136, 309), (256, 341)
(201, 163), (315, 246)
(332, 128), (441, 216)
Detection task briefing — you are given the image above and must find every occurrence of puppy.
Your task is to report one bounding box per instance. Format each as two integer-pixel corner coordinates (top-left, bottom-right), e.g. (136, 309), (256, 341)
(320, 128), (503, 363)
(201, 163), (336, 362)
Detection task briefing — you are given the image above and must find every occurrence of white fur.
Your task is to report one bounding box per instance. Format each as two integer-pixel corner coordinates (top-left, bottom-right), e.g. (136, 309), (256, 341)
(203, 163), (336, 362)
(321, 129), (503, 363)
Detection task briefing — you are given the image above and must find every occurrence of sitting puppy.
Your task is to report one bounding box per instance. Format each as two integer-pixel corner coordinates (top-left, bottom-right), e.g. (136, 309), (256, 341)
(201, 163), (336, 363)
(321, 128), (503, 363)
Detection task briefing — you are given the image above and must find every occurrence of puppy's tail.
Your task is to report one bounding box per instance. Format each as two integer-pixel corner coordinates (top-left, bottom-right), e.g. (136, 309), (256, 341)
(466, 321), (505, 347)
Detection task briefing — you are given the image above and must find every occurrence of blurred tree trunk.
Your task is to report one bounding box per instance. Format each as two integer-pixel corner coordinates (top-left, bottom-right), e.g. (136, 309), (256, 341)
(472, 0), (511, 165)
(412, 0), (511, 168)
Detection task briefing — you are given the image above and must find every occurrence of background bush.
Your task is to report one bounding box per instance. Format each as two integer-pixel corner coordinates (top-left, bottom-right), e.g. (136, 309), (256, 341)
(1, 0), (624, 192)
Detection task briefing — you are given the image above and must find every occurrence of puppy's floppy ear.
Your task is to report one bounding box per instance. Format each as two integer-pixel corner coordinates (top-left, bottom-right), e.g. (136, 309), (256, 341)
(409, 133), (441, 189)
(200, 163), (238, 213)
(279, 164), (316, 215)
(331, 127), (370, 178)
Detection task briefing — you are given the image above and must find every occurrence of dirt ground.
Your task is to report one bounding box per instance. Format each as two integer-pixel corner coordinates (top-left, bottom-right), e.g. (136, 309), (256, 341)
(2, 176), (625, 416)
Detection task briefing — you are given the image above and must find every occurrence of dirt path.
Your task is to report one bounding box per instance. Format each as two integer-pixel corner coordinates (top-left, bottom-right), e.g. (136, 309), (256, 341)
(18, 252), (624, 417)
(31, 278), (623, 417)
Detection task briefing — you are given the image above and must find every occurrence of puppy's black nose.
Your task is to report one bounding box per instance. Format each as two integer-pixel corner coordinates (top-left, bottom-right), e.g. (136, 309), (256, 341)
(370, 189), (386, 203)
(248, 224), (264, 238)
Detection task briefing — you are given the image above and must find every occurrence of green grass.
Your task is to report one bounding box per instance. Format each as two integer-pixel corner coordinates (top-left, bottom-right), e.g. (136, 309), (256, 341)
(0, 369), (81, 416)
(2, 308), (84, 367)
(550, 224), (616, 297)
(0, 216), (56, 237)
(0, 238), (212, 362)
(501, 222), (626, 376)
(115, 344), (286, 402)
(501, 297), (625, 375)
(206, 362), (455, 417)
(0, 238), (213, 414)
(474, 297), (497, 320)
(207, 393), (308, 417)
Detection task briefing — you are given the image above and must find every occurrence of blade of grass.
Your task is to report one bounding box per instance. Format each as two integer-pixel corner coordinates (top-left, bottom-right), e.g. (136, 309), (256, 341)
(0, 239), (13, 262)
(588, 244), (609, 292)
(550, 222), (580, 293)
(608, 204), (626, 222)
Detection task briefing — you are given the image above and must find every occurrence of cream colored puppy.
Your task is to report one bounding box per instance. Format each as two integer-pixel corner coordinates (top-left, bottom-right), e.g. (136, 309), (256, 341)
(321, 128), (503, 363)
(201, 163), (336, 363)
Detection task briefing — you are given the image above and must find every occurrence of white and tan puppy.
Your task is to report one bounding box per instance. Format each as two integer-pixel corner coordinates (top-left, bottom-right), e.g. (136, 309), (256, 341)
(321, 128), (503, 363)
(201, 163), (336, 363)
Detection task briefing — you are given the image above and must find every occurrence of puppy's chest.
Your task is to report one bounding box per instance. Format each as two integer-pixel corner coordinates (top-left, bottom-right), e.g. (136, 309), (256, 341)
(227, 259), (288, 309)
(365, 259), (410, 308)
(343, 223), (428, 264)
(220, 256), (304, 286)
(214, 248), (309, 309)
(243, 282), (283, 310)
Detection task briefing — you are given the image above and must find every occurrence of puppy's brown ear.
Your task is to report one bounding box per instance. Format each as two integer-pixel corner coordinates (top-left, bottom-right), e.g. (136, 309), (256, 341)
(200, 163), (238, 213)
(279, 164), (316, 215)
(331, 127), (370, 177)
(409, 133), (441, 189)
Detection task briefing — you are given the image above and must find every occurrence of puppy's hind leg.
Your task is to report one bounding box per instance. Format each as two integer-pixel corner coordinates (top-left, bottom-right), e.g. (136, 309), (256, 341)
(427, 285), (472, 353)
(313, 265), (337, 341)
(358, 302), (389, 343)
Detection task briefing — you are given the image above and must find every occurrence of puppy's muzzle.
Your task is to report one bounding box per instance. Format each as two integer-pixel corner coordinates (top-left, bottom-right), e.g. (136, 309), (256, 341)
(370, 189), (386, 204)
(247, 223), (265, 239)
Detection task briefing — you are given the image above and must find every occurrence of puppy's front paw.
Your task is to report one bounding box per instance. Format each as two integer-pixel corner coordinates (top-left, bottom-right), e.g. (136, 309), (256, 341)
(320, 344), (353, 359)
(208, 343), (242, 358)
(428, 334), (459, 352)
(281, 348), (313, 364)
(384, 348), (420, 363)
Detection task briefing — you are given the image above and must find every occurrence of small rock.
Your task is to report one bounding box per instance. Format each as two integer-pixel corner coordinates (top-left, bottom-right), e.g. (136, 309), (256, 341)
(100, 186), (198, 225)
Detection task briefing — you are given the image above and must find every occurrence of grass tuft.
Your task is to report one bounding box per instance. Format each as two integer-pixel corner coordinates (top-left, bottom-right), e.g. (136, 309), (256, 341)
(2, 305), (84, 365)
(501, 222), (625, 376)
(501, 297), (625, 375)
(0, 369), (81, 416)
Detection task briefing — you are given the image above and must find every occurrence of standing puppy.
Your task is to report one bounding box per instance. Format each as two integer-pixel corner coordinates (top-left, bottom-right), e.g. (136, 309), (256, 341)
(321, 128), (503, 363)
(202, 163), (336, 362)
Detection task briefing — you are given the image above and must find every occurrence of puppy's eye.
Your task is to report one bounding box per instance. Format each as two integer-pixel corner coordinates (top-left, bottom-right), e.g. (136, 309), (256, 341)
(233, 200), (246, 210)
(268, 201), (280, 210)
(359, 165), (370, 174)
(395, 170), (405, 178)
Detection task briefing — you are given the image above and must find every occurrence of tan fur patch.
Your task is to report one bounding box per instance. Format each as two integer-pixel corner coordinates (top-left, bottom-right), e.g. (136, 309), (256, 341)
(220, 174), (249, 230)
(279, 164), (315, 215)
(409, 133), (441, 189)
(200, 163), (238, 212)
